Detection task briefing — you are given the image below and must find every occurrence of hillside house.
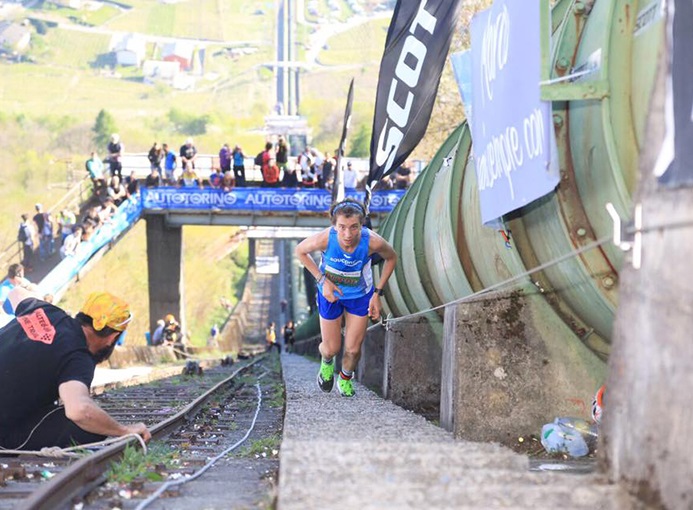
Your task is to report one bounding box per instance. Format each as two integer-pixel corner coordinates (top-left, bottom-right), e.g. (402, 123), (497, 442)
(110, 33), (145, 67)
(142, 59), (179, 84)
(161, 41), (194, 71)
(49, 0), (83, 9)
(0, 21), (31, 53)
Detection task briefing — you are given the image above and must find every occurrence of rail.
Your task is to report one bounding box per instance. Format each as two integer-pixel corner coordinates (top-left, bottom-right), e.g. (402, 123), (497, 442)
(22, 355), (266, 510)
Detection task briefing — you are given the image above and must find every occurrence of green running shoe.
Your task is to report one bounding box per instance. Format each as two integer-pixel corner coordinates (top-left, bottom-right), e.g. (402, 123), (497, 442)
(337, 377), (355, 397)
(317, 360), (334, 392)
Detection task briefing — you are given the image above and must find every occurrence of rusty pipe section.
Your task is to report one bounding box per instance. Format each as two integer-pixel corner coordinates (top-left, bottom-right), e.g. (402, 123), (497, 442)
(377, 0), (663, 361)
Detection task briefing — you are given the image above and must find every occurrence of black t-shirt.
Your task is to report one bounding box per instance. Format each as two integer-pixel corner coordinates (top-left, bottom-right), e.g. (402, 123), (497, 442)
(0, 298), (94, 430)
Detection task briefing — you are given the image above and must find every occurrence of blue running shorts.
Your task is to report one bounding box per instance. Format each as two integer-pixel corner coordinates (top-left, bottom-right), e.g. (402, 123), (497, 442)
(317, 289), (374, 320)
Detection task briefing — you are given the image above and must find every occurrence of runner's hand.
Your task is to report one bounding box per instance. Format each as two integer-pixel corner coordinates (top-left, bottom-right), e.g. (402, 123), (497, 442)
(323, 279), (342, 303)
(368, 295), (381, 321)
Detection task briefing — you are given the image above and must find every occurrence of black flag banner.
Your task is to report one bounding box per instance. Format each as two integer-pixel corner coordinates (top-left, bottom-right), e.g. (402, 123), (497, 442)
(333, 78), (355, 203)
(367, 0), (463, 209)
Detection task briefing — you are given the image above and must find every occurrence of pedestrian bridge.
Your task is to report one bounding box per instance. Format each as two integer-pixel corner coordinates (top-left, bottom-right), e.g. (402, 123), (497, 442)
(22, 186), (404, 332)
(141, 187), (404, 227)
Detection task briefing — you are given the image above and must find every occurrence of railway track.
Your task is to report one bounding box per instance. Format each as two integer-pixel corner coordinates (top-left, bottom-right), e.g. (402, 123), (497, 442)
(0, 353), (284, 509)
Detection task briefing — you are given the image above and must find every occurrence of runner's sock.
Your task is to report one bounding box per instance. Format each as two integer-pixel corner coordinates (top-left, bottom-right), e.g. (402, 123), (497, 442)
(340, 369), (354, 380)
(322, 356), (334, 365)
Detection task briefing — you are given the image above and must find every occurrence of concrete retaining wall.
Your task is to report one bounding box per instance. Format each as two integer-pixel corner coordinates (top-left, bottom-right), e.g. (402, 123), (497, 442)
(441, 290), (606, 444)
(384, 315), (443, 420)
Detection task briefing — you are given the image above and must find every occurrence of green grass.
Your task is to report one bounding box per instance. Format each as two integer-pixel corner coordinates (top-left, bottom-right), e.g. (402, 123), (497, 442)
(107, 442), (177, 483)
(238, 435), (281, 457)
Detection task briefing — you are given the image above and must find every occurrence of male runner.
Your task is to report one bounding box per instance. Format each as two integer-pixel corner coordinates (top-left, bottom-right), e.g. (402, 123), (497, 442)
(295, 198), (397, 397)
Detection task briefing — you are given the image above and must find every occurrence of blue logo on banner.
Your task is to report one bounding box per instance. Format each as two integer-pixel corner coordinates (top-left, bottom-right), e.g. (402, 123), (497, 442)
(470, 0), (559, 225)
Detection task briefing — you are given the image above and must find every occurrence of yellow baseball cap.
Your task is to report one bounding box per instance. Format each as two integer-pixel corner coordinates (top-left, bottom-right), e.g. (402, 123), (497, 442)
(80, 292), (132, 332)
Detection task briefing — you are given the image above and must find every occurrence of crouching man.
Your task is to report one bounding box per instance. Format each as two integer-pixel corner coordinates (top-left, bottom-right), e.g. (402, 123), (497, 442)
(0, 288), (151, 450)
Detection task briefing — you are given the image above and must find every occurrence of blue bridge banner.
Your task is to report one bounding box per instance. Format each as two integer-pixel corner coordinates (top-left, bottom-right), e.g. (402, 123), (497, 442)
(141, 187), (405, 213)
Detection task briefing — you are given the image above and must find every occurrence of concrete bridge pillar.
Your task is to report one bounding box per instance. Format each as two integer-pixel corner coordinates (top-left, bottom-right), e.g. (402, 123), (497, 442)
(145, 215), (185, 335)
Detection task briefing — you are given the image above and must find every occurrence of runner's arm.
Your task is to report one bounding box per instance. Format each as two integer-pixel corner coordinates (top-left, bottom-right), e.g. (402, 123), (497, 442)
(367, 232), (397, 320)
(59, 380), (151, 441)
(294, 229), (330, 282)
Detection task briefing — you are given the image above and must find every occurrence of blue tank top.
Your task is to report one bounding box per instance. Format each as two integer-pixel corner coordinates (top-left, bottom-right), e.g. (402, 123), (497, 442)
(319, 227), (373, 300)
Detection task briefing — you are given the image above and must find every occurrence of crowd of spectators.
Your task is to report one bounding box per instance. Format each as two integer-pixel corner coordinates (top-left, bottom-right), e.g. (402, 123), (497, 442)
(84, 133), (415, 195)
(16, 200), (120, 271)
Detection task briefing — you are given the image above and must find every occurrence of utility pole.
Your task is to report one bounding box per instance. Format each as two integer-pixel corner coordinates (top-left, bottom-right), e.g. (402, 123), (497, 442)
(603, 2), (693, 508)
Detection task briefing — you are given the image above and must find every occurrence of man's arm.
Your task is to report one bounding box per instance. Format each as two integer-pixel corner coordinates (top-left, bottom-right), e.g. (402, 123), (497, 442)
(367, 231), (398, 320)
(59, 380), (151, 441)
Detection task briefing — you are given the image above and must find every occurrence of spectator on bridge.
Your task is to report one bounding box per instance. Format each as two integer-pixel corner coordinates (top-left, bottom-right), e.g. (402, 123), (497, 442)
(33, 204), (45, 240)
(107, 133), (124, 180)
(394, 162), (412, 190)
(108, 175), (127, 207)
(163, 143), (178, 185)
(298, 146), (311, 176)
(310, 148), (325, 188)
(301, 162), (317, 188)
(282, 162), (300, 188)
(145, 169), (162, 188)
(276, 136), (289, 172)
(125, 171), (139, 198)
(60, 225), (83, 259)
(180, 138), (198, 172)
(148, 142), (165, 174)
(58, 208), (76, 245)
(262, 158), (281, 188)
(85, 152), (107, 192)
(82, 206), (103, 240)
(0, 264), (38, 316)
(221, 171), (235, 191)
(0, 289), (151, 450)
(208, 167), (223, 189)
(343, 161), (358, 191)
(179, 167), (201, 188)
(100, 198), (117, 222)
(295, 198), (397, 398)
(260, 141), (274, 179)
(39, 211), (56, 261)
(17, 214), (35, 272)
(219, 143), (232, 174)
(322, 151), (335, 190)
(232, 145), (246, 187)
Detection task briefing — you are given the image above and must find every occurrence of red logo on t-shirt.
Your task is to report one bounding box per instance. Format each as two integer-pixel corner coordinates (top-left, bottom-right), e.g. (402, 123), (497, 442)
(18, 308), (56, 344)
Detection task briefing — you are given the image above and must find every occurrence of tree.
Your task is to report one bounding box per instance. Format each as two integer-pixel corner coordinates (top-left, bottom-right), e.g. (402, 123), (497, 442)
(348, 124), (370, 158)
(93, 109), (117, 149)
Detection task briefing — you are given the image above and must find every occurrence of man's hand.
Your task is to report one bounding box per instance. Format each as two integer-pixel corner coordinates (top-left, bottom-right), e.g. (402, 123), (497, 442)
(124, 423), (151, 442)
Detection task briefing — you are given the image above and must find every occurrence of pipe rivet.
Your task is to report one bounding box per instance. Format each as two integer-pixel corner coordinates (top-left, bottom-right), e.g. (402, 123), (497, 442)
(555, 57), (570, 72)
(602, 276), (615, 289)
(553, 114), (564, 128)
(576, 228), (587, 237)
(574, 1), (586, 14)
